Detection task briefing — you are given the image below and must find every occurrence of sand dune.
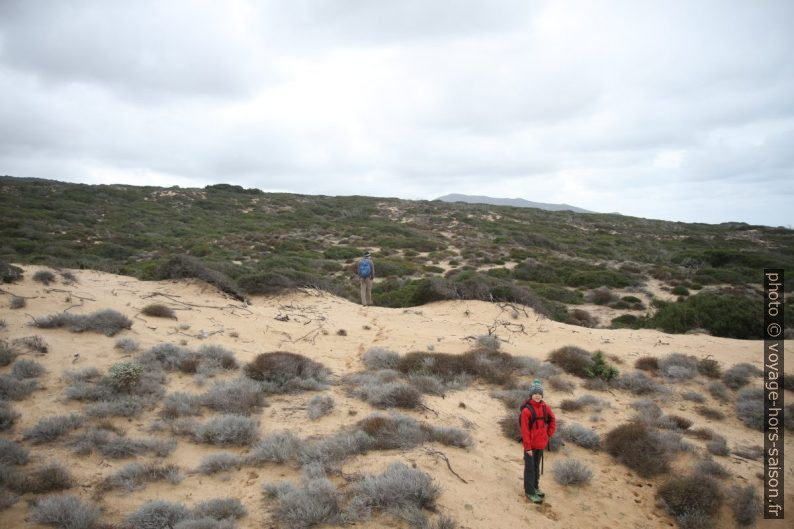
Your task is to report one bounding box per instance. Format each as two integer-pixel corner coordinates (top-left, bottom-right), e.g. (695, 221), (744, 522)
(0, 266), (790, 528)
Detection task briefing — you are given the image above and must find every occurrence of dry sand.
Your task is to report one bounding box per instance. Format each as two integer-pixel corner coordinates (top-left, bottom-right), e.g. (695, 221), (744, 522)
(1, 265), (791, 528)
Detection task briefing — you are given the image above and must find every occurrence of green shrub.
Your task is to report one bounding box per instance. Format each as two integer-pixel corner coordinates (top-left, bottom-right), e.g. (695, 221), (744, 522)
(643, 292), (763, 339)
(108, 362), (144, 392)
(611, 314), (638, 328)
(584, 351), (619, 382)
(566, 269), (633, 288)
(671, 285), (690, 296)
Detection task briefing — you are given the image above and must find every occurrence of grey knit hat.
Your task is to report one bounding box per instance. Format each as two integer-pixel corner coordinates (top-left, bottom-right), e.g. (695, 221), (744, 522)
(529, 378), (544, 397)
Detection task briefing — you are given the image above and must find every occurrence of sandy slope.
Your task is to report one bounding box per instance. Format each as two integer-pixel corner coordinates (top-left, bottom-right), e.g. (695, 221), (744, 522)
(0, 265), (791, 529)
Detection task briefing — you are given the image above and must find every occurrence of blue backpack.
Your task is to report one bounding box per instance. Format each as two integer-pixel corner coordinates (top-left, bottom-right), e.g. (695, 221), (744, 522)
(357, 259), (372, 278)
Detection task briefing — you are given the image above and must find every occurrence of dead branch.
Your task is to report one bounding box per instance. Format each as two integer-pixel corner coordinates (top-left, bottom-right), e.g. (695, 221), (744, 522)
(46, 289), (96, 302)
(0, 288), (38, 299)
(141, 291), (250, 313)
(423, 447), (468, 484)
(420, 404), (439, 417)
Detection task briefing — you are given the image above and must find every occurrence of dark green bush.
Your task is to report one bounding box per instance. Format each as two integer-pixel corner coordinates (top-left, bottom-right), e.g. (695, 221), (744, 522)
(584, 351), (619, 382)
(566, 269), (634, 288)
(643, 292), (763, 339)
(611, 314), (639, 328)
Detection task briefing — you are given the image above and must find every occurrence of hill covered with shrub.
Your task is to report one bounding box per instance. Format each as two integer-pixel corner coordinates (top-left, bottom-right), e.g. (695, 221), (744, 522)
(2, 176), (792, 338)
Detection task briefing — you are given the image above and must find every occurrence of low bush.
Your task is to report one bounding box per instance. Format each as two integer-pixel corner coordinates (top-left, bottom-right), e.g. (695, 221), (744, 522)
(192, 498), (247, 521)
(264, 476), (342, 529)
(723, 363), (762, 389)
(85, 396), (145, 418)
(10, 296), (25, 309)
(559, 394), (608, 412)
(195, 345), (238, 373)
(0, 341), (18, 366)
(362, 347), (400, 370)
(0, 374), (38, 400)
(114, 337), (139, 352)
(13, 335), (48, 353)
(707, 380), (731, 402)
(613, 371), (663, 395)
(0, 439), (28, 465)
(108, 362), (143, 391)
(694, 458), (730, 479)
(10, 463), (73, 494)
(651, 430), (695, 453)
(567, 308), (598, 328)
(298, 431), (374, 471)
(247, 431), (300, 465)
(560, 423), (600, 450)
(201, 378), (266, 415)
(32, 309), (133, 336)
(11, 358), (45, 378)
(732, 445), (764, 460)
(695, 406), (725, 420)
(197, 453), (241, 475)
(396, 347), (517, 386)
(552, 458), (593, 486)
(196, 414), (259, 446)
(33, 269), (57, 285)
(141, 303), (177, 319)
(611, 314), (638, 328)
(657, 414), (693, 431)
(348, 462), (441, 527)
(658, 353), (698, 380)
(0, 400), (20, 431)
(604, 422), (669, 477)
(697, 358), (722, 379)
(355, 412), (471, 451)
(244, 352), (330, 393)
(70, 428), (175, 458)
(160, 392), (203, 419)
(23, 414), (83, 444)
(729, 485), (762, 528)
(307, 394), (334, 420)
(588, 287), (617, 305)
(124, 500), (191, 529)
(629, 399), (662, 420)
(657, 474), (723, 529)
(736, 387), (764, 430)
(681, 391), (706, 403)
(547, 346), (593, 378)
(346, 372), (422, 409)
(99, 462), (181, 492)
(30, 494), (101, 529)
(0, 487), (18, 510)
(706, 435), (729, 456)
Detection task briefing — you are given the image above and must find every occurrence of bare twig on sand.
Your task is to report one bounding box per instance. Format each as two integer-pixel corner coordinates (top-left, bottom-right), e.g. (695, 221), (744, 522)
(423, 447), (468, 484)
(141, 291), (252, 315)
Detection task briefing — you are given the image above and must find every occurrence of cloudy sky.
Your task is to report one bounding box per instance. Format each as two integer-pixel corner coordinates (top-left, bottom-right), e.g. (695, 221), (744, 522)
(1, 1), (792, 226)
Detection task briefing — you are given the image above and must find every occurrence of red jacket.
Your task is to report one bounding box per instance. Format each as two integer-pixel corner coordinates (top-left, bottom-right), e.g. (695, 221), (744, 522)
(520, 399), (556, 451)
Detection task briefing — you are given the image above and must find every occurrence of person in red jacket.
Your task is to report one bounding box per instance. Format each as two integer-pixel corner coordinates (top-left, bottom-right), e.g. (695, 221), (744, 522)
(520, 378), (556, 503)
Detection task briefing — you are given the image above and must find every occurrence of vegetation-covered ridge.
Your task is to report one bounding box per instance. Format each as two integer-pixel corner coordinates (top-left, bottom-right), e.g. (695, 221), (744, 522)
(2, 176), (792, 337)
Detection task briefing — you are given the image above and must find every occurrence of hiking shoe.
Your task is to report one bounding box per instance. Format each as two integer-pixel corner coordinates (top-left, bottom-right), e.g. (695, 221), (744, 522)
(534, 489), (545, 498)
(526, 493), (543, 504)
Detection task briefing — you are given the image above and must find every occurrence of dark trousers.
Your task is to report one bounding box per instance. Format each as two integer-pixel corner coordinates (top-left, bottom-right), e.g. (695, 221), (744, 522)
(523, 449), (543, 494)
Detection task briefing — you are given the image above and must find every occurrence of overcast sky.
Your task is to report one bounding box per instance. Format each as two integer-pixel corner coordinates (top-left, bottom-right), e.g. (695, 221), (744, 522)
(1, 1), (792, 226)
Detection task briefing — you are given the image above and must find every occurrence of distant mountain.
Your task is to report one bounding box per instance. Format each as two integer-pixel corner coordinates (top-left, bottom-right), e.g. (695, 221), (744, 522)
(435, 193), (594, 213)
